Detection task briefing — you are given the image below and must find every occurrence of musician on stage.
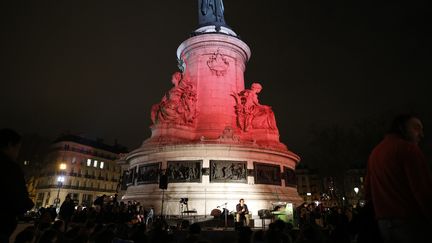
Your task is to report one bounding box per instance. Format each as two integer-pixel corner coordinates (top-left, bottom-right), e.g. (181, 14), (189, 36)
(236, 198), (250, 226)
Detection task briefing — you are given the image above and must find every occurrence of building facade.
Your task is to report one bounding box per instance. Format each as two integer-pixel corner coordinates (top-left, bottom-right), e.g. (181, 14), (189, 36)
(34, 135), (127, 208)
(343, 168), (366, 207)
(296, 166), (322, 203)
(295, 165), (366, 207)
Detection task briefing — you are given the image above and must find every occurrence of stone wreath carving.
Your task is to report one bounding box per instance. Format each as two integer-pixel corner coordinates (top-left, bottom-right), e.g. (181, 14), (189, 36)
(231, 83), (277, 132)
(207, 49), (229, 76)
(151, 72), (197, 125)
(218, 126), (240, 142)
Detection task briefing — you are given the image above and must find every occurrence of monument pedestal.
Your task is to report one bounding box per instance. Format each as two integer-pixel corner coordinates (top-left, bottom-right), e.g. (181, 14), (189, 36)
(121, 21), (301, 216)
(123, 143), (301, 216)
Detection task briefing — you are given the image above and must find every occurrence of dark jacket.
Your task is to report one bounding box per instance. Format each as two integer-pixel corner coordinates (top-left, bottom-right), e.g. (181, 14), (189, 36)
(236, 203), (249, 215)
(0, 152), (34, 235)
(59, 199), (75, 220)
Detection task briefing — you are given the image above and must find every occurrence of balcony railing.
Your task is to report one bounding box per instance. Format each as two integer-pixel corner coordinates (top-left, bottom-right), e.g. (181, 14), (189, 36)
(36, 184), (116, 193)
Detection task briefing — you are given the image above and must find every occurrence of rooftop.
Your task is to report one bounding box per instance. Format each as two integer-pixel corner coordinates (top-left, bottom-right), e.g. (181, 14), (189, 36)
(54, 134), (128, 154)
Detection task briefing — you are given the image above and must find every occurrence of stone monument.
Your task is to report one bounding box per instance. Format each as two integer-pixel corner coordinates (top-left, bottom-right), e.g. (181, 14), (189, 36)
(120, 0), (302, 219)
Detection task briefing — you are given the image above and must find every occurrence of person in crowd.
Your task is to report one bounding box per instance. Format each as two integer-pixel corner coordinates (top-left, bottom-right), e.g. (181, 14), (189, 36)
(59, 194), (75, 231)
(236, 198), (250, 226)
(365, 114), (432, 242)
(0, 129), (34, 243)
(13, 226), (35, 243)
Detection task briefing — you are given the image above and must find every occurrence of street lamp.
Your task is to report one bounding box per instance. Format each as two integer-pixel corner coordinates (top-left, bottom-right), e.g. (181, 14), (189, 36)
(54, 163), (67, 208)
(306, 192), (312, 203)
(354, 187), (359, 194)
(353, 187), (359, 206)
(55, 176), (65, 208)
(59, 163), (67, 171)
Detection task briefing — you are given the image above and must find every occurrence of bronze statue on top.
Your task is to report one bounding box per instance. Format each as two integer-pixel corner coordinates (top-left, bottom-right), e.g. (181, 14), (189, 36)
(198, 0), (227, 28)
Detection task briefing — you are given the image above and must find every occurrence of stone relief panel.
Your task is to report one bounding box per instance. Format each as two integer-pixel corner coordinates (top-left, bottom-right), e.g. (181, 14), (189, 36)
(137, 162), (161, 184)
(210, 160), (247, 183)
(166, 160), (202, 183)
(232, 83), (278, 132)
(284, 167), (296, 187)
(126, 167), (137, 186)
(151, 71), (197, 126)
(207, 49), (229, 76)
(254, 162), (281, 186)
(120, 170), (129, 190)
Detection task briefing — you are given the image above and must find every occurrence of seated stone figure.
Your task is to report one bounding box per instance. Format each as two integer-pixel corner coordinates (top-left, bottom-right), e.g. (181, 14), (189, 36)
(232, 83), (277, 132)
(151, 72), (197, 126)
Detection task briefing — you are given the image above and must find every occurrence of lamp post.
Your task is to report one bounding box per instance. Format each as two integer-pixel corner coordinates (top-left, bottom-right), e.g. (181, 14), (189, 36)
(354, 187), (359, 206)
(54, 163), (67, 208)
(55, 176), (65, 208)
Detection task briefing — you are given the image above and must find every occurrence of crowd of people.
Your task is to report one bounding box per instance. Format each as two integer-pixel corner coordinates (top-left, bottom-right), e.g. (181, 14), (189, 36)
(14, 196), (158, 243)
(3, 112), (432, 243)
(11, 196), (380, 243)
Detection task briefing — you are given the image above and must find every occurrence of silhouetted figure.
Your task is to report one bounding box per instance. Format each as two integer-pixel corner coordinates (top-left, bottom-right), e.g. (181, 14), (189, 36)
(237, 226), (253, 243)
(265, 220), (292, 243)
(94, 194), (106, 208)
(328, 207), (350, 243)
(365, 114), (432, 242)
(182, 222), (205, 243)
(0, 129), (34, 243)
(130, 223), (148, 243)
(355, 203), (382, 243)
(38, 229), (58, 243)
(59, 194), (75, 231)
(14, 226), (35, 243)
(71, 205), (86, 223)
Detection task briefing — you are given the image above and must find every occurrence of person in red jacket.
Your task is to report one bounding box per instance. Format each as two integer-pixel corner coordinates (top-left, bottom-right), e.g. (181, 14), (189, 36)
(365, 114), (432, 243)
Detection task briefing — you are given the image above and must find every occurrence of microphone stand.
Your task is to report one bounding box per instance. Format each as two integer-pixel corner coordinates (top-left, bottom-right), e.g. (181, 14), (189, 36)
(224, 204), (228, 229)
(217, 202), (228, 229)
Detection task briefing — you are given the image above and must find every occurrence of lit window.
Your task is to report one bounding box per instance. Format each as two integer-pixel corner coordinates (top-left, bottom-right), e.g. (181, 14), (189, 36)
(94, 160), (98, 167)
(87, 159), (91, 166)
(100, 161), (104, 169)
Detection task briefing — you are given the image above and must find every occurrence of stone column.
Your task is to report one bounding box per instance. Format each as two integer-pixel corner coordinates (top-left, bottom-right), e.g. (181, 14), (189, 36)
(177, 34), (251, 139)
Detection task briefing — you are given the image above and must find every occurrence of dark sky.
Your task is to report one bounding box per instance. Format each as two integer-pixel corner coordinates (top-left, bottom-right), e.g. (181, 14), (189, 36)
(1, 1), (431, 162)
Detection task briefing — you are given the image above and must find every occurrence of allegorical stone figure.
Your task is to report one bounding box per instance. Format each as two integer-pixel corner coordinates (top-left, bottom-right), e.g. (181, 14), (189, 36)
(198, 0), (226, 27)
(151, 72), (197, 126)
(232, 83), (278, 132)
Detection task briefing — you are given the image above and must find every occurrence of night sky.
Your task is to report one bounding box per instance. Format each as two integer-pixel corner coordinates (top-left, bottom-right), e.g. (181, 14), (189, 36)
(1, 1), (431, 166)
